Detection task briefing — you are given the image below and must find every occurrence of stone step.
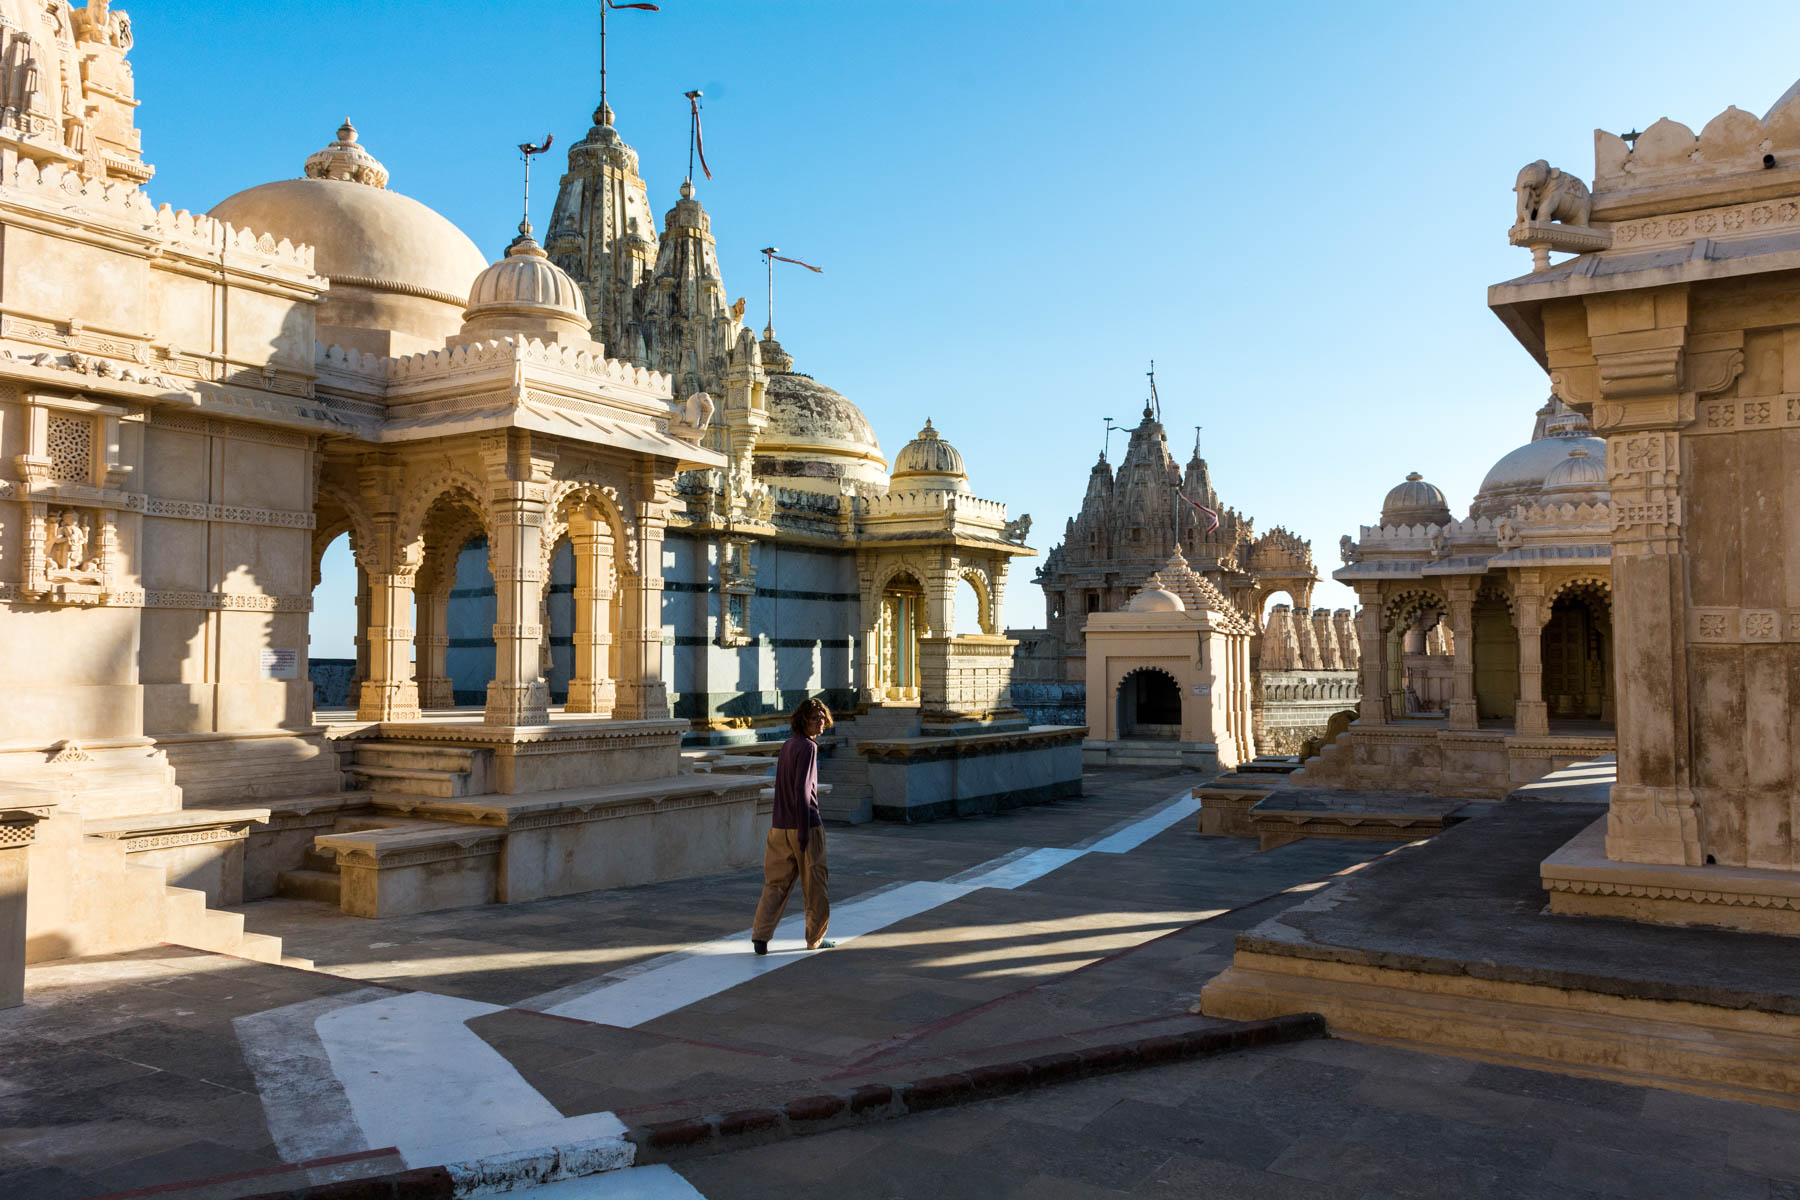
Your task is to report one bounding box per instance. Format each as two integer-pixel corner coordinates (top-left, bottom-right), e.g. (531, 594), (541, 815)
(276, 868), (343, 905)
(353, 742), (482, 773)
(300, 846), (338, 872)
(349, 765), (474, 798)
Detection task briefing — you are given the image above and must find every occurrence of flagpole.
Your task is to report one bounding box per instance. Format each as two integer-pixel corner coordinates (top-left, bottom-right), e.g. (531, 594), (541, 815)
(599, 0), (607, 113)
(761, 247), (777, 338)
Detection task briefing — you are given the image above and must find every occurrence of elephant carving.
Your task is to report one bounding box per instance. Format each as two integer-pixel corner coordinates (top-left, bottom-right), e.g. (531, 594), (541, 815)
(1514, 159), (1592, 227)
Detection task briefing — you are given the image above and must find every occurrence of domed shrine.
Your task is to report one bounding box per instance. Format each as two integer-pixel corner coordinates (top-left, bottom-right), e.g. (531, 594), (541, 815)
(1313, 395), (1616, 798)
(0, 1), (1067, 999)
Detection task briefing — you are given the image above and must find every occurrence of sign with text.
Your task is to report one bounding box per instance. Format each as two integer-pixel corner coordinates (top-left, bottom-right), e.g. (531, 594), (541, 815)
(260, 648), (299, 680)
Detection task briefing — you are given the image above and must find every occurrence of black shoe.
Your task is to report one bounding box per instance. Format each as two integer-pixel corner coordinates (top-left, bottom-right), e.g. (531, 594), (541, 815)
(752, 939), (768, 956)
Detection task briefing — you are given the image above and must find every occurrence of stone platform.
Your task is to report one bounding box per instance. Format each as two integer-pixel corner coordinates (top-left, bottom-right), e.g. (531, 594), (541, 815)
(859, 725), (1085, 823)
(1199, 797), (1800, 1109)
(1246, 787), (1480, 851)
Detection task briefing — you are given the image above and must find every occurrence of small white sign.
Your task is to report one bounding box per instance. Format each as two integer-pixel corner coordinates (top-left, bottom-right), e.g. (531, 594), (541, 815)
(1191, 685), (1211, 696)
(261, 648), (298, 679)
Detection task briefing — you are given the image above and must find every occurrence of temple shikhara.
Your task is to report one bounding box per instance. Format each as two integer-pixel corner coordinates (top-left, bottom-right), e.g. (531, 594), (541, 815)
(1017, 400), (1357, 764)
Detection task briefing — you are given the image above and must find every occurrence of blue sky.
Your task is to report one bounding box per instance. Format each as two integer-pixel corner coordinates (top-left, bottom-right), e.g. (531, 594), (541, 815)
(131, 1), (1800, 655)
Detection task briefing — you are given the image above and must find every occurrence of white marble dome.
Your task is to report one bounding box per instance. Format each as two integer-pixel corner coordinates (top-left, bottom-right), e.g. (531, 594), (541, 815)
(459, 227), (590, 344)
(1129, 581), (1185, 613)
(890, 420), (970, 493)
(209, 121), (488, 355)
(1381, 472), (1453, 527)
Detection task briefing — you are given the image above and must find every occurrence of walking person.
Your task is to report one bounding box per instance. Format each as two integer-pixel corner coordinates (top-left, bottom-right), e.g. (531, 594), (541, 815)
(751, 698), (835, 954)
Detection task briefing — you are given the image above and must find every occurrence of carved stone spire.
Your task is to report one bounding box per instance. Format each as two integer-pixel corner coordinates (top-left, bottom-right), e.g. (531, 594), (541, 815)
(545, 104), (659, 360)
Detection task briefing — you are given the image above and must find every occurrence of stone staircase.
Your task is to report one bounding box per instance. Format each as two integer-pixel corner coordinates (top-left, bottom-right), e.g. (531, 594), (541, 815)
(348, 741), (490, 798)
(818, 705), (921, 824)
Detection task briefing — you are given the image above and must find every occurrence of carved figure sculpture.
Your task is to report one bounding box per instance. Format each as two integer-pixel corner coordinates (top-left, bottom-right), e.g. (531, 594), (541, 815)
(671, 390), (714, 442)
(1339, 534), (1360, 565)
(1003, 514), (1032, 544)
(46, 509), (98, 579)
(1514, 159), (1592, 227)
(729, 297), (747, 323)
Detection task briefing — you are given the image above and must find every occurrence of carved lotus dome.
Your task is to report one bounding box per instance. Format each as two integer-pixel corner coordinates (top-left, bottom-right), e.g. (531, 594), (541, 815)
(458, 226), (590, 345)
(1381, 472), (1452, 527)
(889, 420), (970, 493)
(1129, 576), (1186, 613)
(1539, 445), (1609, 504)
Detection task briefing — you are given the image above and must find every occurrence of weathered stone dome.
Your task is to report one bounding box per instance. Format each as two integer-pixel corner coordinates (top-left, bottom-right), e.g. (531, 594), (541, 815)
(458, 226), (590, 344)
(1381, 472), (1453, 527)
(1539, 445), (1609, 504)
(753, 336), (889, 495)
(889, 420), (970, 493)
(209, 120), (488, 356)
(1471, 398), (1604, 519)
(1129, 577), (1186, 613)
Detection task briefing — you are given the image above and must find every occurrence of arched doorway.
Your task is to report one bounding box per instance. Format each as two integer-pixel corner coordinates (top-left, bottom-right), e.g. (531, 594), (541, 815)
(308, 530), (359, 711)
(1117, 667), (1181, 739)
(1544, 584), (1612, 723)
(1472, 590), (1518, 721)
(877, 572), (924, 700)
(1383, 593), (1443, 718)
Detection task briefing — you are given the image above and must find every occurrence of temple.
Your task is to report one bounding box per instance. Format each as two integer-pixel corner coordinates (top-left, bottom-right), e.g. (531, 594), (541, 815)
(0, 1), (1077, 1002)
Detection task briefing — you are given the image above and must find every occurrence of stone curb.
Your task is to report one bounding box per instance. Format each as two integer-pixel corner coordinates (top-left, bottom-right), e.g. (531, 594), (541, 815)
(625, 1012), (1325, 1165)
(236, 1014), (1323, 1198)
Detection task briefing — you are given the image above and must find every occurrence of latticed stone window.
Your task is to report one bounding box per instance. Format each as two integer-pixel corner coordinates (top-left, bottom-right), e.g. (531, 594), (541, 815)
(47, 413), (93, 483)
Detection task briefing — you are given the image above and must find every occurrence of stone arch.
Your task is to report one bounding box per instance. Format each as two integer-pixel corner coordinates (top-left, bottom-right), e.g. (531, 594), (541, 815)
(397, 467), (492, 557)
(1543, 577), (1613, 722)
(1116, 666), (1182, 740)
(957, 564), (994, 636)
(543, 479), (636, 578)
(314, 481), (376, 576)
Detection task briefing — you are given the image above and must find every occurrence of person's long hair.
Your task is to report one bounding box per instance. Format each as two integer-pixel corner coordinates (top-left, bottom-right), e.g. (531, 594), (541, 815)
(789, 697), (834, 737)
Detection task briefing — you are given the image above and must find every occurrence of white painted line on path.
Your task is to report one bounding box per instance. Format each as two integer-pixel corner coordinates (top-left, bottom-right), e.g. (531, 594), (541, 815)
(529, 787), (1200, 1027)
(234, 986), (392, 1163)
(315, 991), (631, 1170)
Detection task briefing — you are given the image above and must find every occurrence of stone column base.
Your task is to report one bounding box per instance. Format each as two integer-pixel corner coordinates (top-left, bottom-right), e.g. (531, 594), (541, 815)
(1544, 816), (1800, 936)
(485, 681), (550, 727)
(2, 802), (55, 1009)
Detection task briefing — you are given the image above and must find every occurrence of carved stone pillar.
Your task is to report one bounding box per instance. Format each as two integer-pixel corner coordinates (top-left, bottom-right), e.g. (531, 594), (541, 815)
(357, 571), (421, 721)
(1511, 585), (1548, 736)
(414, 581), (452, 709)
(482, 434), (553, 726)
(1355, 587), (1387, 725)
(565, 526), (616, 716)
(1446, 582), (1477, 730)
(349, 564), (371, 711)
(1, 803), (53, 1010)
(617, 470), (672, 720)
(856, 560), (883, 706)
(1550, 297), (1741, 867)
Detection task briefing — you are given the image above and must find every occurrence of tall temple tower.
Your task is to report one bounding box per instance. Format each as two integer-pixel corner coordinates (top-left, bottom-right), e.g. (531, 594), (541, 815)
(544, 102), (659, 360)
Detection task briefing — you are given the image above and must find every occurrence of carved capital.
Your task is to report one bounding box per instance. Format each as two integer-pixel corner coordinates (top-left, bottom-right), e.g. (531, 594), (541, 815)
(1596, 345), (1683, 400)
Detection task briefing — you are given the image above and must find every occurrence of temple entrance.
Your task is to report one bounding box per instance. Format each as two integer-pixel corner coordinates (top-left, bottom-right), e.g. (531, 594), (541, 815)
(877, 574), (923, 700)
(1472, 592), (1518, 720)
(1117, 667), (1181, 739)
(1544, 586), (1612, 722)
(307, 530), (360, 711)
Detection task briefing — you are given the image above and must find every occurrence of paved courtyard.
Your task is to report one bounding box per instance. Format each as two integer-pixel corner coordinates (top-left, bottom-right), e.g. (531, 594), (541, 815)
(2, 767), (1798, 1199)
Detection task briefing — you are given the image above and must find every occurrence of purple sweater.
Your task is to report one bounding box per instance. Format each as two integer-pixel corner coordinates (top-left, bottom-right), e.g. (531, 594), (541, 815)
(771, 734), (822, 848)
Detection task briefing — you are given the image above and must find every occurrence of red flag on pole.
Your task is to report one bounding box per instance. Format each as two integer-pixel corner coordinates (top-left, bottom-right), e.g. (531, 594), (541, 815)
(769, 253), (822, 273)
(605, 2), (660, 9)
(1179, 490), (1221, 534)
(687, 90), (713, 181)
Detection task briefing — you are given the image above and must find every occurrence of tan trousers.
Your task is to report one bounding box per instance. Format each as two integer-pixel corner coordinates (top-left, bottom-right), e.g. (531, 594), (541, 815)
(751, 826), (830, 947)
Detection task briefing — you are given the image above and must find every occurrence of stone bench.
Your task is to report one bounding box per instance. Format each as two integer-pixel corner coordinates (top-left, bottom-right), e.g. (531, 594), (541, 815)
(1247, 788), (1479, 851)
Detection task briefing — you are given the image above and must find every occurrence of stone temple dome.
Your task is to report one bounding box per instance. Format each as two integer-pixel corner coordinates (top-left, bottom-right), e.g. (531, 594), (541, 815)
(752, 335), (890, 495)
(208, 120), (490, 357)
(1129, 576), (1186, 613)
(1381, 472), (1453, 527)
(1539, 445), (1609, 505)
(889, 420), (971, 493)
(1470, 397), (1604, 520)
(458, 224), (590, 345)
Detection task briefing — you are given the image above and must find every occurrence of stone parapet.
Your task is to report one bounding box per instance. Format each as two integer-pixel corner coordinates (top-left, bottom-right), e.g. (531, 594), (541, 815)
(859, 726), (1085, 823)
